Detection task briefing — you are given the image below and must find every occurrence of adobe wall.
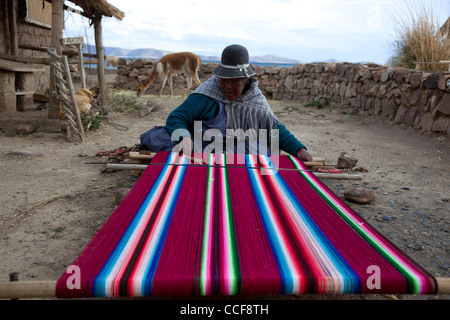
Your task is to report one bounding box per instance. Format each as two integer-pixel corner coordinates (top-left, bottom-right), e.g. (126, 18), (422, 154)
(15, 9), (51, 94)
(0, 0), (51, 95)
(115, 59), (450, 138)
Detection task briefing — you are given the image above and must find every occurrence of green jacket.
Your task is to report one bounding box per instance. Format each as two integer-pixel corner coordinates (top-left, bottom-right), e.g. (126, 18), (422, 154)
(166, 93), (307, 156)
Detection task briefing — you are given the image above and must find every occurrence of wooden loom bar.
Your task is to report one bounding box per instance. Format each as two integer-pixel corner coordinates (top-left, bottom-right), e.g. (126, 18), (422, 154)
(129, 152), (326, 166)
(105, 163), (363, 180)
(438, 277), (450, 294)
(0, 278), (448, 299)
(0, 281), (56, 299)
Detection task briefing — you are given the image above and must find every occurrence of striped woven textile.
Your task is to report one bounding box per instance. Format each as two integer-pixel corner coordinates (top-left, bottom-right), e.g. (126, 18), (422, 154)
(56, 151), (437, 297)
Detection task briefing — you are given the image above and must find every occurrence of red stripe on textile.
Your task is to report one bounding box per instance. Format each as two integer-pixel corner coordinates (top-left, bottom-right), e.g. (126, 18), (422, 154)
(259, 172), (318, 292)
(55, 152), (170, 298)
(278, 156), (412, 294)
(216, 160), (229, 295)
(151, 154), (208, 296)
(294, 159), (436, 294)
(123, 158), (182, 297)
(226, 157), (282, 295)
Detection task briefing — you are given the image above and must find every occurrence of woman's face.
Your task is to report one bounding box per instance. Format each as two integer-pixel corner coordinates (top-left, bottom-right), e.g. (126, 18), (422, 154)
(219, 78), (249, 100)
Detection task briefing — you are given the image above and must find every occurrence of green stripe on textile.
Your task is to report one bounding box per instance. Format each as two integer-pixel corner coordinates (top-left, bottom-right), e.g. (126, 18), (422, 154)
(200, 153), (214, 295)
(218, 154), (241, 295)
(288, 155), (421, 294)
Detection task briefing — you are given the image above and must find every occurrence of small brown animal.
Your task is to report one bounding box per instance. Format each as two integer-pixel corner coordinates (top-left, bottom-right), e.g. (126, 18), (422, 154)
(136, 52), (202, 97)
(60, 88), (93, 119)
(74, 89), (93, 114)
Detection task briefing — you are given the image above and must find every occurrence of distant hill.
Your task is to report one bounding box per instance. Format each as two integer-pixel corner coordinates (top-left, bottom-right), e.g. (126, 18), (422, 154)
(83, 45), (302, 64)
(250, 54), (301, 64)
(83, 45), (374, 65)
(83, 45), (131, 57)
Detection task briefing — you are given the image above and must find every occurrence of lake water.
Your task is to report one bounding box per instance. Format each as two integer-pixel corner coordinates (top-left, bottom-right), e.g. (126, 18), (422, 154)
(94, 58), (298, 69)
(202, 60), (297, 68)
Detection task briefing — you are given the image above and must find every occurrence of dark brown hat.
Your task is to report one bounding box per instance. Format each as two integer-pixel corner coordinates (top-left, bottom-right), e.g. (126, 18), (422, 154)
(212, 44), (255, 78)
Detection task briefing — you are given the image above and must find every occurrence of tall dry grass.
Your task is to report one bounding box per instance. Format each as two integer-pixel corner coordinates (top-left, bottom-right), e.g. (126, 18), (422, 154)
(390, 0), (450, 72)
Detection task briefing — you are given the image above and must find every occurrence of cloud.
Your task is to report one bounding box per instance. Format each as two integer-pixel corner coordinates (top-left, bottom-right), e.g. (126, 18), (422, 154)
(102, 0), (350, 51)
(65, 0), (437, 64)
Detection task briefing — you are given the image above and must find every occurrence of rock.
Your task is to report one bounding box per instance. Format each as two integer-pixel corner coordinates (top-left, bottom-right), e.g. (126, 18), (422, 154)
(344, 187), (375, 204)
(337, 152), (358, 169)
(436, 94), (450, 116)
(371, 69), (384, 82)
(432, 116), (450, 132)
(284, 75), (296, 89)
(409, 72), (423, 88)
(422, 221), (431, 228)
(6, 150), (44, 157)
(114, 188), (131, 204)
(380, 67), (394, 82)
(410, 89), (422, 106)
(150, 104), (162, 112)
(37, 103), (48, 110)
(16, 124), (34, 135)
(128, 68), (139, 77)
(438, 74), (450, 91)
(424, 74), (439, 89)
(393, 68), (410, 83)
(403, 107), (417, 125)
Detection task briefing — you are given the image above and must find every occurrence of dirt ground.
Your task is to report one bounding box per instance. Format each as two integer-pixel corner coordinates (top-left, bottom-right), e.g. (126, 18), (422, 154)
(0, 77), (449, 301)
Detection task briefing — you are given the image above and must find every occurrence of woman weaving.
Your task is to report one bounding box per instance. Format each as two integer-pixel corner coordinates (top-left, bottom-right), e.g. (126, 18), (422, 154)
(140, 44), (313, 163)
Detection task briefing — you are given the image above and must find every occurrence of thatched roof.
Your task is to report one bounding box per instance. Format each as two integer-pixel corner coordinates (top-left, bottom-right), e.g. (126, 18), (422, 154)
(67, 0), (124, 20)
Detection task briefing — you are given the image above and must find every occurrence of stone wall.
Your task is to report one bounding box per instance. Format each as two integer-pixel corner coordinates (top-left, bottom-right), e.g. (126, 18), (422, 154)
(115, 58), (450, 138)
(114, 58), (217, 96)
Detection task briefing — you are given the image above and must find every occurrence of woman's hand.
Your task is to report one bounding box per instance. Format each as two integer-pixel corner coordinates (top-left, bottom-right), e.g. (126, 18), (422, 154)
(296, 148), (313, 162)
(178, 136), (193, 158)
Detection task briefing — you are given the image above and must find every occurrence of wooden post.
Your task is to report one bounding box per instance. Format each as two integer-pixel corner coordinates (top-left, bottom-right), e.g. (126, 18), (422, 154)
(93, 16), (107, 108)
(77, 43), (86, 88)
(61, 37), (87, 89)
(48, 0), (64, 120)
(62, 55), (85, 142)
(7, 0), (18, 56)
(441, 61), (450, 72)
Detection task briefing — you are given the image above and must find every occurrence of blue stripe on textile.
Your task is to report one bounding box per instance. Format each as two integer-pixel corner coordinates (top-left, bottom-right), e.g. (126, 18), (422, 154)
(141, 162), (188, 296)
(244, 155), (295, 294)
(92, 152), (176, 297)
(272, 165), (361, 293)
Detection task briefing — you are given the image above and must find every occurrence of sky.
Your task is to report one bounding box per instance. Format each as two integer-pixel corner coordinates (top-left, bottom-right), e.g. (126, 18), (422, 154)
(63, 0), (450, 65)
